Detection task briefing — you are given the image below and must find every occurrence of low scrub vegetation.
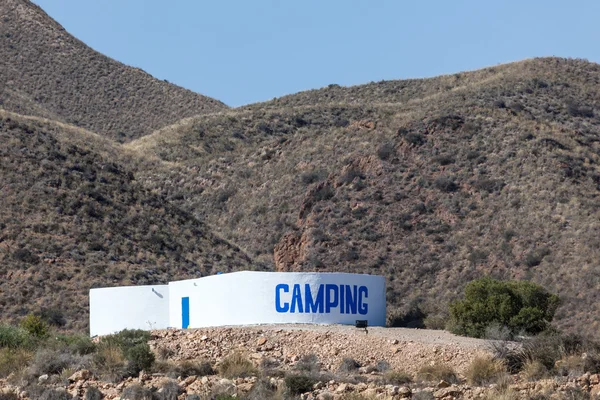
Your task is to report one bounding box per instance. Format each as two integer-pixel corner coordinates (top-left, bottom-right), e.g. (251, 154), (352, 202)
(0, 316), (161, 384)
(464, 354), (506, 386)
(218, 352), (258, 379)
(417, 362), (458, 383)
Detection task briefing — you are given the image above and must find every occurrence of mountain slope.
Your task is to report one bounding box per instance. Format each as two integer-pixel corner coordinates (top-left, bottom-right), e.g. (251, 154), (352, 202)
(0, 111), (252, 330)
(0, 0), (226, 142)
(128, 57), (600, 336)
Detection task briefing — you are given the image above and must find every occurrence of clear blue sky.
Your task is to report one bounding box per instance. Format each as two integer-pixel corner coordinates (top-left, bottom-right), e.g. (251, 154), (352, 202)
(33, 0), (600, 107)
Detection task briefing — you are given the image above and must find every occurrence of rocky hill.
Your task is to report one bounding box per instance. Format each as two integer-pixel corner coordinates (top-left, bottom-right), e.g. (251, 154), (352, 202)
(0, 111), (252, 330)
(128, 58), (600, 336)
(1, 1), (600, 337)
(0, 0), (226, 142)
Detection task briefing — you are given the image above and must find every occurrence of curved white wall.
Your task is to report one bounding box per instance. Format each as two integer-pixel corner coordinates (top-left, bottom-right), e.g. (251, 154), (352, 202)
(89, 272), (386, 336)
(89, 284), (169, 337)
(168, 272), (386, 329)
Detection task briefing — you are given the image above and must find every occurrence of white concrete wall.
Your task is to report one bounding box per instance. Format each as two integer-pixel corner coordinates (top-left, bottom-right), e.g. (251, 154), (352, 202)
(89, 284), (169, 337)
(168, 272), (386, 329)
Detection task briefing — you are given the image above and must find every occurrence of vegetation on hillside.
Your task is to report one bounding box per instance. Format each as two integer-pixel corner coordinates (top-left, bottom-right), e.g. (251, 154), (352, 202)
(128, 57), (600, 336)
(1, 0), (600, 337)
(0, 112), (252, 330)
(0, 0), (226, 141)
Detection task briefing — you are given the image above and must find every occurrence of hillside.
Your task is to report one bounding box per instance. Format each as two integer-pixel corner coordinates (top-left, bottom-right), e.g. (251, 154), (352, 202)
(128, 57), (600, 336)
(1, 0), (600, 336)
(0, 0), (226, 142)
(0, 111), (252, 331)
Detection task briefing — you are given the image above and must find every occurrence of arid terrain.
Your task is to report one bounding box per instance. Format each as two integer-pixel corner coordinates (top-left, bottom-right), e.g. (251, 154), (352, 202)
(2, 325), (600, 399)
(2, 0), (600, 340)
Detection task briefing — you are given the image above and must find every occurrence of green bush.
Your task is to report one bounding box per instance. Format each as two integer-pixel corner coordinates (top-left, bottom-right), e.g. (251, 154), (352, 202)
(126, 343), (155, 374)
(20, 314), (49, 339)
(449, 277), (559, 338)
(102, 329), (151, 352)
(285, 374), (316, 395)
(0, 324), (33, 349)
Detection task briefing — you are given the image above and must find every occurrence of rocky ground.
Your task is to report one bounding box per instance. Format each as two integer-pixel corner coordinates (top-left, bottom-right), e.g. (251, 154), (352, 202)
(149, 324), (485, 375)
(1, 325), (599, 399)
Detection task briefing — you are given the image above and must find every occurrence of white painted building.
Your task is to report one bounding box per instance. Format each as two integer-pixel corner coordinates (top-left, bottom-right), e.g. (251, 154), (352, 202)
(89, 271), (386, 337)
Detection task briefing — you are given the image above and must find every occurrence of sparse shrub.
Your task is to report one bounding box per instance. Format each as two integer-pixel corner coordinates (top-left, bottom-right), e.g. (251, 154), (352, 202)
(521, 360), (548, 381)
(383, 369), (412, 385)
(21, 314), (49, 339)
(524, 248), (550, 267)
(218, 351), (257, 379)
(295, 353), (320, 373)
(377, 142), (395, 160)
(246, 378), (278, 400)
(433, 154), (454, 165)
(338, 357), (360, 373)
(493, 99), (506, 108)
(0, 392), (19, 400)
(285, 373), (316, 395)
(125, 343), (155, 374)
(39, 388), (71, 400)
(482, 387), (520, 400)
(423, 314), (447, 330)
(39, 308), (66, 328)
(483, 323), (513, 341)
(260, 357), (285, 378)
(121, 384), (152, 400)
(56, 334), (96, 355)
(155, 346), (174, 361)
(449, 277), (559, 338)
(84, 386), (103, 400)
(337, 167), (363, 186)
(464, 354), (505, 385)
(0, 325), (33, 349)
(375, 360), (390, 372)
(405, 132), (425, 145)
(490, 333), (600, 376)
(433, 175), (458, 192)
(417, 362), (458, 383)
(566, 101), (594, 118)
(556, 355), (588, 377)
(102, 329), (151, 352)
(412, 392), (435, 400)
(165, 359), (214, 378)
(155, 379), (180, 400)
(93, 342), (126, 382)
(28, 347), (90, 377)
(12, 248), (39, 264)
(301, 170), (324, 185)
(0, 348), (32, 377)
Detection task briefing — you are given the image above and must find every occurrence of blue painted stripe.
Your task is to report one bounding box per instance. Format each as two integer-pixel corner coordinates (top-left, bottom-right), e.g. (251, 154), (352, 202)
(181, 297), (190, 329)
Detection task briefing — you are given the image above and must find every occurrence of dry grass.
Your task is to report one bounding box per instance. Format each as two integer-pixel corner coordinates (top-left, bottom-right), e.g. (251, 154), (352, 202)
(417, 362), (458, 383)
(464, 354), (506, 386)
(521, 360), (548, 381)
(217, 352), (258, 379)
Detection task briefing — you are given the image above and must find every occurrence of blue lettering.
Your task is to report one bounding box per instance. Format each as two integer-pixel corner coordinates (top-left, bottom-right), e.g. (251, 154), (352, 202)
(276, 284), (289, 312)
(305, 284), (324, 313)
(325, 284), (339, 313)
(346, 285), (358, 314)
(358, 286), (368, 315)
(340, 284), (345, 314)
(290, 284), (304, 313)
